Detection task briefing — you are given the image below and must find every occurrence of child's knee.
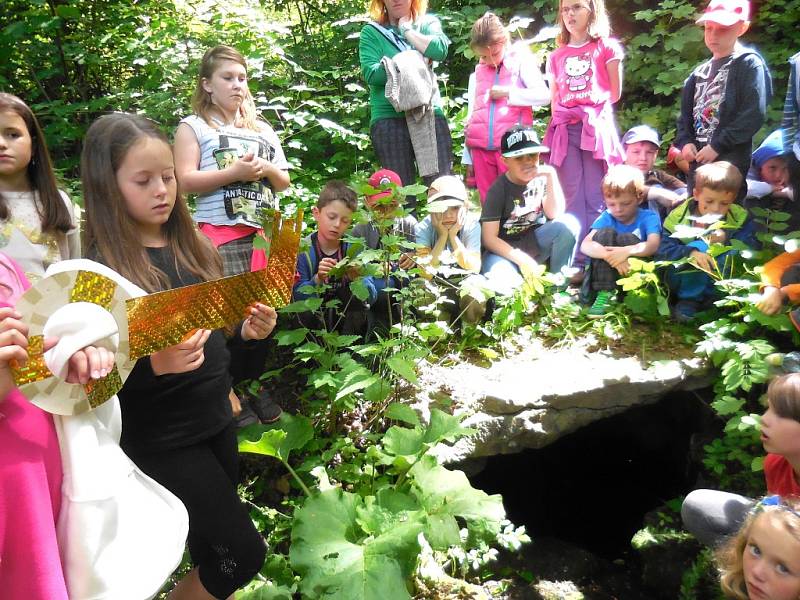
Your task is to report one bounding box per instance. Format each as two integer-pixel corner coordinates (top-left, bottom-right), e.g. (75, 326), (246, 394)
(592, 227), (617, 246)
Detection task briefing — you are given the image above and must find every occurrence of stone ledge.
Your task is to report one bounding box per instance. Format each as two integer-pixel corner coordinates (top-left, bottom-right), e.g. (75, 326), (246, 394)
(415, 342), (710, 463)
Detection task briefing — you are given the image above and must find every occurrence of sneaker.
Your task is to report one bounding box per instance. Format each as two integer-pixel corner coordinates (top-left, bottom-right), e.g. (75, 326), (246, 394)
(235, 400), (259, 429)
(587, 290), (614, 318)
(673, 299), (701, 323)
(248, 388), (282, 424)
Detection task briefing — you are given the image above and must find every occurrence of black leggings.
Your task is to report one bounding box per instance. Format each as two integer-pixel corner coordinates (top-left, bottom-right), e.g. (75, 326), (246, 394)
(127, 424), (266, 599)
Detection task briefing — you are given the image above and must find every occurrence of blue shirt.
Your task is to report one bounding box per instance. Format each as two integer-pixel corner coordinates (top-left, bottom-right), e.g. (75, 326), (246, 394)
(415, 214), (482, 253)
(591, 208), (661, 241)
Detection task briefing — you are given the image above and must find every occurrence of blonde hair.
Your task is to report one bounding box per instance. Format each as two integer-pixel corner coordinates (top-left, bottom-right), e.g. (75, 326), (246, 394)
(717, 497), (800, 600)
(470, 12), (509, 49)
(368, 0), (428, 25)
(601, 164), (645, 200)
(191, 45), (258, 131)
(694, 161), (743, 196)
(556, 0), (612, 45)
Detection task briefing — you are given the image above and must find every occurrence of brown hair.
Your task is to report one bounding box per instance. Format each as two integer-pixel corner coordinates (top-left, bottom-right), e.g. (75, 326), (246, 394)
(716, 497), (800, 600)
(81, 113), (222, 293)
(191, 46), (258, 131)
(0, 93), (73, 234)
(601, 164), (645, 200)
(767, 373), (800, 422)
(368, 0), (428, 25)
(694, 161), (743, 196)
(470, 12), (509, 49)
(556, 0), (612, 45)
(318, 180), (358, 212)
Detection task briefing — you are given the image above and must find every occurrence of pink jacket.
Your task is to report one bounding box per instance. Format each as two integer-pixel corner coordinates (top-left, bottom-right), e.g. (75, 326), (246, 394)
(465, 47), (533, 151)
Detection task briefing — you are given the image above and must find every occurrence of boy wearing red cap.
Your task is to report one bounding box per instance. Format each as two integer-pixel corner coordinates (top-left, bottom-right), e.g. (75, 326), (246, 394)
(352, 169), (418, 328)
(675, 0), (772, 202)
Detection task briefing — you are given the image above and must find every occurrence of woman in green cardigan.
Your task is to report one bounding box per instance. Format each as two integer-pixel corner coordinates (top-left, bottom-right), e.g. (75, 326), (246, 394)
(359, 0), (453, 211)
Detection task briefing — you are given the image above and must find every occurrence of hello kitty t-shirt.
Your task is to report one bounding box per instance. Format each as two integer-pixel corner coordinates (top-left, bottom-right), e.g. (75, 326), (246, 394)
(548, 38), (624, 109)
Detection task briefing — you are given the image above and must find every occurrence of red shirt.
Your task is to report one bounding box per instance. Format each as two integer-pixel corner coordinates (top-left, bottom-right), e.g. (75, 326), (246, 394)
(765, 453), (800, 496)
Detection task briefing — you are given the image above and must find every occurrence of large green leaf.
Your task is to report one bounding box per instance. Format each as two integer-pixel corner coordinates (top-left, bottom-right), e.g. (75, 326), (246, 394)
(238, 583), (295, 600)
(290, 489), (421, 600)
(238, 413), (314, 462)
(409, 455), (506, 544)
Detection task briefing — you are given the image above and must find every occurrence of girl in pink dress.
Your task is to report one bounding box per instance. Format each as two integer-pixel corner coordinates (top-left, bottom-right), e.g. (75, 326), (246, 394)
(0, 253), (67, 599)
(544, 0), (625, 270)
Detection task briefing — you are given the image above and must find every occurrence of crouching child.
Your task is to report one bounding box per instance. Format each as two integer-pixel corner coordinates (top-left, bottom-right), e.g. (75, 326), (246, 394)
(293, 180), (377, 336)
(657, 161), (755, 322)
(416, 176), (488, 325)
(580, 165), (661, 317)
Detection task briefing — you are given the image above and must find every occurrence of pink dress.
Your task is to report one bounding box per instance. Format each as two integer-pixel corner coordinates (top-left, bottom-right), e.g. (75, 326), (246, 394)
(0, 255), (68, 599)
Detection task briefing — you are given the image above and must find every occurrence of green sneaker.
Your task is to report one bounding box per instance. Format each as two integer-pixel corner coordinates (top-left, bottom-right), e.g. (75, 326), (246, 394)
(587, 290), (614, 318)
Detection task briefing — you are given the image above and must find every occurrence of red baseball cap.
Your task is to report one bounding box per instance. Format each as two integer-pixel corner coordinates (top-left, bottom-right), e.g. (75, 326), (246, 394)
(367, 169), (402, 201)
(696, 0), (750, 25)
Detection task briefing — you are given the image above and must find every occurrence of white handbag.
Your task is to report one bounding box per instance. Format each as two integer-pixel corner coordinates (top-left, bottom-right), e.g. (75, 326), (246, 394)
(35, 260), (189, 600)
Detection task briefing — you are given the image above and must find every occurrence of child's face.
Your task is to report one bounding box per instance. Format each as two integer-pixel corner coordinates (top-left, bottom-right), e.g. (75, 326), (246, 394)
(695, 187), (735, 218)
(502, 152), (540, 185)
(439, 205), (463, 228)
(624, 141), (658, 173)
(703, 21), (749, 60)
(760, 157), (790, 189)
(312, 199), (353, 246)
(0, 110), (32, 185)
(604, 192), (639, 225)
(116, 136), (176, 242)
(560, 1), (592, 38)
(475, 41), (506, 67)
(743, 513), (800, 600)
(760, 399), (800, 458)
(365, 194), (399, 218)
(203, 59), (248, 116)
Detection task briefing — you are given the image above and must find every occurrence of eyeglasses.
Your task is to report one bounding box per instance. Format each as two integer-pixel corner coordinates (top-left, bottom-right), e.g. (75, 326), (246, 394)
(561, 3), (590, 14)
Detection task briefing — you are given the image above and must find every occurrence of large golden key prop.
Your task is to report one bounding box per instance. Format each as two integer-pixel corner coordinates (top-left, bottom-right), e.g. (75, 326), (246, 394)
(10, 210), (302, 416)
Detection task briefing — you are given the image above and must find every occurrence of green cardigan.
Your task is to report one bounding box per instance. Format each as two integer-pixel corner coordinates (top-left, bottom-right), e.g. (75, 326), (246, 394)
(359, 14), (450, 125)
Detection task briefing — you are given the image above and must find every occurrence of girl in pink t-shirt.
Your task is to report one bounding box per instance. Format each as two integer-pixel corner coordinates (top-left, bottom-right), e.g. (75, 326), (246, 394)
(544, 0), (625, 270)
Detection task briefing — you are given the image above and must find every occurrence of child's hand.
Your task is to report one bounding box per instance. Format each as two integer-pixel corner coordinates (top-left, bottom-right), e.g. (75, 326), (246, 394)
(756, 286), (785, 316)
(229, 152), (262, 182)
(689, 250), (716, 273)
(681, 144), (698, 163)
(65, 346), (116, 385)
(708, 228), (727, 244)
(241, 303), (277, 341)
(150, 328), (211, 376)
(316, 257), (338, 283)
(518, 255), (539, 280)
(605, 246), (631, 268)
(345, 266), (361, 281)
(431, 212), (449, 236)
(614, 259), (631, 275)
(398, 252), (415, 270)
(0, 308), (33, 400)
(695, 145), (719, 165)
(489, 86), (510, 99)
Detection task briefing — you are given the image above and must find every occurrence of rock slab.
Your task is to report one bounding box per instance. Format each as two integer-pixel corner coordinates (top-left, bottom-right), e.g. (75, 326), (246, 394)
(416, 342), (710, 463)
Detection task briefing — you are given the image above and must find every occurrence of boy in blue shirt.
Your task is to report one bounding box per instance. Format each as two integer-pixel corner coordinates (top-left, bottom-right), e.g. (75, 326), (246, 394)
(580, 165), (662, 317)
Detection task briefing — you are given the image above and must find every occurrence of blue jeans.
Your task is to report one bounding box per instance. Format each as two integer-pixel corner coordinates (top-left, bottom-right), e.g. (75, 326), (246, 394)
(482, 216), (579, 295)
(666, 240), (732, 302)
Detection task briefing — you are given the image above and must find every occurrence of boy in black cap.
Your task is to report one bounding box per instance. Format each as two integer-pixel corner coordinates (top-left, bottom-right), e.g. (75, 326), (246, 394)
(480, 125), (578, 295)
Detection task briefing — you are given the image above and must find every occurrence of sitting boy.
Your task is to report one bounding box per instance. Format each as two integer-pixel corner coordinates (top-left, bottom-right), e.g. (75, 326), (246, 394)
(293, 180), (376, 335)
(352, 168), (417, 327)
(480, 125), (578, 295)
(656, 161), (756, 322)
(622, 125), (687, 220)
(579, 165), (662, 317)
(415, 176), (486, 324)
